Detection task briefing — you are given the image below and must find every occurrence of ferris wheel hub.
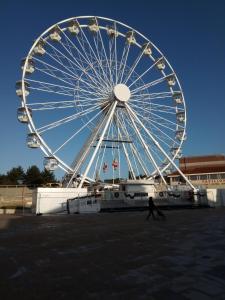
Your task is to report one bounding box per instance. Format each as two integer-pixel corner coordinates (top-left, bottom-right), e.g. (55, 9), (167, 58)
(113, 84), (131, 102)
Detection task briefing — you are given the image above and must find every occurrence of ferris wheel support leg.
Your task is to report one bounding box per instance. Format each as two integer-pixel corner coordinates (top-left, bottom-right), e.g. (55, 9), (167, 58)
(126, 104), (197, 192)
(78, 101), (118, 188)
(125, 107), (167, 186)
(66, 115), (108, 187)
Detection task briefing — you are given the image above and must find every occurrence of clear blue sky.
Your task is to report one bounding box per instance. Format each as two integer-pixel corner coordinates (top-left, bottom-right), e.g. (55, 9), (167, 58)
(0, 0), (225, 176)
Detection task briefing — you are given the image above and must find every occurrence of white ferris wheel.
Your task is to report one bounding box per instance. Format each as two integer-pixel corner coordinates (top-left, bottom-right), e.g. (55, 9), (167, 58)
(16, 16), (192, 188)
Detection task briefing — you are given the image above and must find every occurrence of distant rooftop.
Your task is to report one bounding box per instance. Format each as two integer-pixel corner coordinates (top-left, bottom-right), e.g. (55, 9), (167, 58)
(168, 154), (225, 176)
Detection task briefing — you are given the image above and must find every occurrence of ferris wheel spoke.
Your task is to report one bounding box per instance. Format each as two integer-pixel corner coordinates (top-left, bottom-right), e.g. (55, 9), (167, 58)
(27, 98), (103, 110)
(130, 102), (182, 130)
(92, 34), (113, 87)
(53, 103), (110, 155)
(34, 66), (75, 88)
(33, 57), (78, 85)
(27, 100), (76, 111)
(145, 124), (178, 149)
(123, 49), (145, 85)
(113, 22), (118, 84)
(132, 109), (176, 133)
(130, 99), (180, 114)
(116, 44), (127, 84)
(27, 78), (104, 99)
(108, 37), (115, 80)
(77, 24), (112, 88)
(95, 22), (114, 86)
(134, 100), (183, 112)
(37, 102), (104, 134)
(59, 38), (109, 91)
(125, 106), (167, 184)
(130, 91), (173, 101)
(131, 73), (174, 95)
(74, 31), (111, 90)
(124, 110), (172, 162)
(36, 52), (103, 93)
(45, 40), (85, 76)
(128, 60), (158, 88)
(130, 100), (177, 115)
(25, 78), (73, 94)
(119, 42), (131, 83)
(144, 141), (166, 173)
(148, 122), (179, 145)
(45, 38), (108, 91)
(72, 95), (106, 102)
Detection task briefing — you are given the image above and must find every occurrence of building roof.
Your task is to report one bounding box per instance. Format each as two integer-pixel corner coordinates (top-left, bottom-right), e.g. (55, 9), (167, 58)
(179, 154), (225, 164)
(168, 165), (225, 177)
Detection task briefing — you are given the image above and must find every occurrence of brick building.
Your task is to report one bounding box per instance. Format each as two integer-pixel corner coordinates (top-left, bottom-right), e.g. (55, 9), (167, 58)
(168, 155), (225, 187)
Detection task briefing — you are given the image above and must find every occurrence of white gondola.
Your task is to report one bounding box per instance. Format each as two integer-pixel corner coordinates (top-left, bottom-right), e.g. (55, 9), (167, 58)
(26, 133), (40, 148)
(126, 31), (136, 44)
(156, 57), (165, 70)
(167, 75), (176, 86)
(15, 81), (30, 97)
(176, 130), (187, 141)
(161, 159), (170, 168)
(173, 92), (183, 104)
(176, 112), (185, 123)
(49, 26), (61, 42)
(21, 57), (35, 74)
(106, 26), (118, 38)
(17, 107), (32, 123)
(88, 18), (99, 33)
(33, 39), (45, 55)
(164, 168), (173, 175)
(67, 20), (80, 35)
(142, 43), (152, 55)
(44, 156), (58, 171)
(170, 147), (182, 158)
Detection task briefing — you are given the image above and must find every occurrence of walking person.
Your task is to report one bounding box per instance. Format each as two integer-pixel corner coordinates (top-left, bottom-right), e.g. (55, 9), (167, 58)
(146, 197), (166, 221)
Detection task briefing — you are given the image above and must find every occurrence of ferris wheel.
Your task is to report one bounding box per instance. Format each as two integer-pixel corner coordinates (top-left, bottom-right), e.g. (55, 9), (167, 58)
(16, 16), (189, 188)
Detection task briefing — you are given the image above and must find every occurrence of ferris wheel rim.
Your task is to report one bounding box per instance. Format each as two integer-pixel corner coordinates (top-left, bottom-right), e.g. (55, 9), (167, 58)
(19, 15), (187, 179)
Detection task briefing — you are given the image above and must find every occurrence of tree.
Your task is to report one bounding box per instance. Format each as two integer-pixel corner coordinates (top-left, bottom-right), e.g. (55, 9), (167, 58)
(0, 165), (58, 186)
(41, 169), (57, 184)
(24, 165), (43, 186)
(6, 166), (25, 185)
(0, 174), (10, 185)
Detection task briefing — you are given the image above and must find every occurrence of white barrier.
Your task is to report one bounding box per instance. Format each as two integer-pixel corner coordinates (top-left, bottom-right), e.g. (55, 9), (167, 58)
(33, 188), (87, 214)
(206, 189), (225, 207)
(67, 195), (101, 214)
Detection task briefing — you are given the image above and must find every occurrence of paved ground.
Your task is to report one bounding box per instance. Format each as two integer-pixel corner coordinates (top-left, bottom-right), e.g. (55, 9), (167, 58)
(0, 208), (225, 299)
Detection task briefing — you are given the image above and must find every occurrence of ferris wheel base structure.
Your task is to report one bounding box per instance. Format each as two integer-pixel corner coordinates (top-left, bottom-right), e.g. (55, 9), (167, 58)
(33, 182), (208, 215)
(16, 16), (198, 193)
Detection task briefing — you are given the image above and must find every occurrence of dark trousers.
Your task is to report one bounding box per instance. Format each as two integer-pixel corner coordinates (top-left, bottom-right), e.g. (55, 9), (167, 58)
(146, 207), (165, 220)
(146, 208), (156, 220)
